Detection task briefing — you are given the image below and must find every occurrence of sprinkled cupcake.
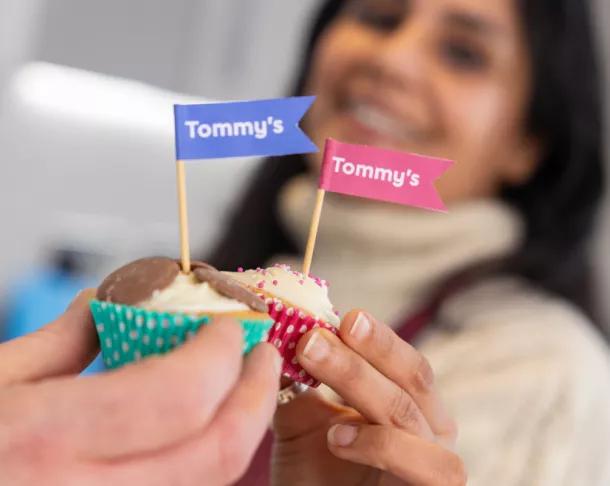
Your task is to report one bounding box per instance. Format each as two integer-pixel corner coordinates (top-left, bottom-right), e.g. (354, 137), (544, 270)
(90, 257), (273, 369)
(225, 264), (340, 385)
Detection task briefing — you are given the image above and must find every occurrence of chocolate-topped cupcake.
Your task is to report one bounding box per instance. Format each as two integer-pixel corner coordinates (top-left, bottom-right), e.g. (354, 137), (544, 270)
(90, 257), (273, 369)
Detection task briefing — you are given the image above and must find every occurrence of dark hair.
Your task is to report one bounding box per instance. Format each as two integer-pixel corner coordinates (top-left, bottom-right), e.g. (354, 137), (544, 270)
(209, 0), (606, 324)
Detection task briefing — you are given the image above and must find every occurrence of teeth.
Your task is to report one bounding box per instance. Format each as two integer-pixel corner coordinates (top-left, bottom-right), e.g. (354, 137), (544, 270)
(350, 102), (423, 141)
(352, 103), (407, 140)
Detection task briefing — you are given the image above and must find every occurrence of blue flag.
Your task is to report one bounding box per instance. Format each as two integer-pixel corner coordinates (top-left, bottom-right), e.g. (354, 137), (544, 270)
(173, 96), (318, 160)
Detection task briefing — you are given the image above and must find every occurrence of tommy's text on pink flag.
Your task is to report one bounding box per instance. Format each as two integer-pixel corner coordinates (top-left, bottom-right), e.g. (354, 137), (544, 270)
(319, 138), (453, 212)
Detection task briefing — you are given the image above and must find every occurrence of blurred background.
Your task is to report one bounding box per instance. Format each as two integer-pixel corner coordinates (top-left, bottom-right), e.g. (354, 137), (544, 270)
(0, 0), (322, 366)
(0, 0), (609, 363)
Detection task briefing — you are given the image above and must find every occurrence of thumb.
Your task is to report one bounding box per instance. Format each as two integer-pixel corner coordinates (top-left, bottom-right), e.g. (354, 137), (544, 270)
(0, 289), (99, 386)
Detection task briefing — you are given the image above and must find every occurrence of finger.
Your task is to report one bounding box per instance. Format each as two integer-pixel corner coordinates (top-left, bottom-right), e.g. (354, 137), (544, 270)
(0, 289), (99, 386)
(297, 329), (434, 440)
(273, 386), (360, 441)
(90, 343), (282, 486)
(340, 310), (457, 443)
(327, 423), (467, 486)
(22, 317), (245, 459)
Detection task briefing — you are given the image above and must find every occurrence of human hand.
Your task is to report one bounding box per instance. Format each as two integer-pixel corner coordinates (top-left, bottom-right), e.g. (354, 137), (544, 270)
(0, 290), (281, 486)
(271, 310), (466, 486)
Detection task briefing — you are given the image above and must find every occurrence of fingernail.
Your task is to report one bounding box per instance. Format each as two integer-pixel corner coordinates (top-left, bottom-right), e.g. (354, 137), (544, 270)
(328, 424), (358, 447)
(66, 289), (86, 311)
(67, 288), (98, 313)
(350, 312), (371, 341)
(302, 332), (329, 362)
(273, 351), (284, 375)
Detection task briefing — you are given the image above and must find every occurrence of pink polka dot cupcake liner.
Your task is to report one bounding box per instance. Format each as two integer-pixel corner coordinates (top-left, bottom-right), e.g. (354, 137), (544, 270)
(264, 297), (338, 387)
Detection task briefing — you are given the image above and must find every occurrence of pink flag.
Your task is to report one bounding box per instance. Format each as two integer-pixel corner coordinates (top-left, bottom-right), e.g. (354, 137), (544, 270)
(319, 138), (453, 212)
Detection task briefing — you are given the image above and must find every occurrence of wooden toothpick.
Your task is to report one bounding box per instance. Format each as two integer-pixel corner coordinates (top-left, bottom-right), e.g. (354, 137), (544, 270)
(302, 188), (326, 275)
(176, 160), (191, 274)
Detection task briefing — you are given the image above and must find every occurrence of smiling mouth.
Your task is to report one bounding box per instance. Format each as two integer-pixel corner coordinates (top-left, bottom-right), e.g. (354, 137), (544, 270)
(345, 100), (427, 144)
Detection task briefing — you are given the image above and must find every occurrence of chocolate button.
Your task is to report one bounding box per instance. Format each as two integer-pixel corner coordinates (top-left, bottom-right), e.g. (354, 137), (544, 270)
(186, 260), (217, 272)
(193, 267), (267, 313)
(97, 257), (180, 305)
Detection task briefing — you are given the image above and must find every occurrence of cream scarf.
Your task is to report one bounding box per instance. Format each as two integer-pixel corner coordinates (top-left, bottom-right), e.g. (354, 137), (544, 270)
(274, 175), (523, 327)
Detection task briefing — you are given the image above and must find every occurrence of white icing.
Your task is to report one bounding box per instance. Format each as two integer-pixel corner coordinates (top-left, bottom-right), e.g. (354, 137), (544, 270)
(224, 265), (340, 327)
(138, 273), (250, 313)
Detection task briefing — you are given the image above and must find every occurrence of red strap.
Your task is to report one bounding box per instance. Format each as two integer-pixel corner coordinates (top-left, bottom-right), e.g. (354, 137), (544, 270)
(396, 301), (439, 343)
(397, 272), (472, 343)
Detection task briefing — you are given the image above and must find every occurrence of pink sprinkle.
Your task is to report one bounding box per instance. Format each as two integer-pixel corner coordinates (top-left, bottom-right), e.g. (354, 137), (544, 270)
(257, 281), (265, 289)
(237, 267), (244, 273)
(272, 280), (278, 286)
(298, 280), (304, 285)
(334, 310), (340, 316)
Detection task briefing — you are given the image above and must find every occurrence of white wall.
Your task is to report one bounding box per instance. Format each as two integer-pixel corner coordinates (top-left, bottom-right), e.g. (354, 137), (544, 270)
(34, 0), (321, 99)
(0, 64), (261, 292)
(0, 0), (42, 99)
(178, 0), (320, 98)
(35, 0), (196, 92)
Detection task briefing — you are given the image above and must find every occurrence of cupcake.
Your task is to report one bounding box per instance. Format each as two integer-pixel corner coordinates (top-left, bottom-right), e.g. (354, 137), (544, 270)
(91, 257), (273, 370)
(225, 264), (340, 386)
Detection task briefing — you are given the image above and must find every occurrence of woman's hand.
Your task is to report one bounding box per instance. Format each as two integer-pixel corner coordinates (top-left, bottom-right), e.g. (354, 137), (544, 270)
(0, 290), (281, 486)
(272, 310), (466, 486)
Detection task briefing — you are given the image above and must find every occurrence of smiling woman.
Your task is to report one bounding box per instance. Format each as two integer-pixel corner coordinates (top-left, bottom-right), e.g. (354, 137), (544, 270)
(211, 0), (610, 485)
(305, 0), (540, 203)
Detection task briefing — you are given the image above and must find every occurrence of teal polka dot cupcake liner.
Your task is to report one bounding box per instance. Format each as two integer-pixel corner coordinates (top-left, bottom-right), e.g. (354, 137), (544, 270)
(90, 300), (273, 370)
